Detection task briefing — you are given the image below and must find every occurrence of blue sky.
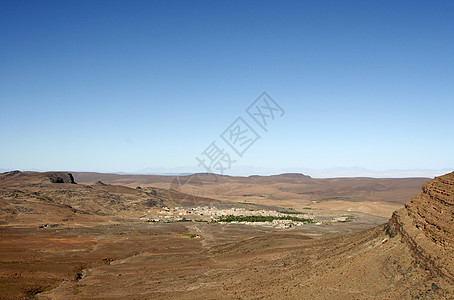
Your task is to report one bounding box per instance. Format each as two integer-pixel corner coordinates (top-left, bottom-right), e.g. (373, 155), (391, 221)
(1, 0), (453, 176)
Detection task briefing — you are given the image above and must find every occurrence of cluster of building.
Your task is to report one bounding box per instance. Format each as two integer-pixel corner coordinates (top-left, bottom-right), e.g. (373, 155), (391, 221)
(219, 219), (314, 229)
(141, 206), (323, 229)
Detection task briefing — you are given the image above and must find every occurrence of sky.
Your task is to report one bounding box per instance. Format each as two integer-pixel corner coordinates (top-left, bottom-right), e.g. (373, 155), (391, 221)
(1, 0), (453, 177)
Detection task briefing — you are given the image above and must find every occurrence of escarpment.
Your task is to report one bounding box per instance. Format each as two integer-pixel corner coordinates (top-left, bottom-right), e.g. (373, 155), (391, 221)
(386, 172), (454, 284)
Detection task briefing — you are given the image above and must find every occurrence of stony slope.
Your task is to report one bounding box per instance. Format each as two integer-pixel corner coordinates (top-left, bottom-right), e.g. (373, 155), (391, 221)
(386, 171), (454, 285)
(291, 171), (453, 298)
(0, 171), (219, 226)
(73, 172), (429, 218)
(38, 172), (454, 299)
(0, 171), (452, 299)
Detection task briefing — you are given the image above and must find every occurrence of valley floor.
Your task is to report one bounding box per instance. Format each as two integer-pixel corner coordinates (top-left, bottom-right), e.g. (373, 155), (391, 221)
(0, 221), (450, 299)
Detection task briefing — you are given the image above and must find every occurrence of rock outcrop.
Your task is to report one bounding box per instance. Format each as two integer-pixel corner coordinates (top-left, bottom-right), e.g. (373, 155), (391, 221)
(386, 172), (454, 284)
(47, 172), (76, 184)
(0, 171), (76, 185)
(0, 170), (23, 181)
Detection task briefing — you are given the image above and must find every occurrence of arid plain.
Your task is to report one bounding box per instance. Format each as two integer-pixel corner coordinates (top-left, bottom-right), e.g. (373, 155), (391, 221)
(0, 171), (452, 299)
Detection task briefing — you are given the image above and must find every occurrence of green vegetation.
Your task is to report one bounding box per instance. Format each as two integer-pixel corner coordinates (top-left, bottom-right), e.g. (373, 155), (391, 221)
(216, 215), (314, 223)
(238, 202), (256, 205)
(183, 234), (199, 238)
(176, 218), (192, 222)
(148, 218), (193, 223)
(278, 210), (303, 215)
(103, 258), (114, 265)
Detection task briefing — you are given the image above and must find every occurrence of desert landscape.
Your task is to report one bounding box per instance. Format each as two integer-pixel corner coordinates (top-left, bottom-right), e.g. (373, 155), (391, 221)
(2, 1), (453, 299)
(0, 170), (452, 299)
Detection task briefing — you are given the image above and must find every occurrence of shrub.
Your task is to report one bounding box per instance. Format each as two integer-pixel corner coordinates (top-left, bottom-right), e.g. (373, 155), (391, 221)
(216, 215), (314, 223)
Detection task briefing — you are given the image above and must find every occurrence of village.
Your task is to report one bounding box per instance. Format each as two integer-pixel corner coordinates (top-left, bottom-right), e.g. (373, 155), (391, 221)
(140, 206), (329, 229)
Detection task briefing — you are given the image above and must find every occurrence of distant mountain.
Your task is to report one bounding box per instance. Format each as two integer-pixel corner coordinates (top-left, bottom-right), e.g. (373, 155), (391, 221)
(306, 167), (453, 178)
(3, 166), (452, 179)
(249, 173), (311, 179)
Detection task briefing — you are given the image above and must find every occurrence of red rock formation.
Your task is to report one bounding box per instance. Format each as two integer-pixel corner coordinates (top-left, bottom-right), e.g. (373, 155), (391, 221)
(387, 172), (454, 284)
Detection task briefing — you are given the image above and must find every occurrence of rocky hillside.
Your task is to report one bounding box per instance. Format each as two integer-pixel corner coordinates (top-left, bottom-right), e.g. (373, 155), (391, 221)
(0, 171), (76, 185)
(0, 171), (218, 226)
(386, 171), (454, 285)
(278, 172), (454, 299)
(34, 172), (454, 300)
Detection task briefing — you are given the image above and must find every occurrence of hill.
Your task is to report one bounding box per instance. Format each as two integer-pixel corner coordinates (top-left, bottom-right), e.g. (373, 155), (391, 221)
(0, 171), (451, 299)
(73, 172), (429, 217)
(44, 173), (453, 299)
(0, 171), (219, 226)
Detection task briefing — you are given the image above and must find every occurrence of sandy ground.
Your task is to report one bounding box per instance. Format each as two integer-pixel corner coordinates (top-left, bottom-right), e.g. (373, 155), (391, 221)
(1, 171), (451, 299)
(73, 172), (428, 219)
(0, 219), (450, 300)
(0, 219), (370, 299)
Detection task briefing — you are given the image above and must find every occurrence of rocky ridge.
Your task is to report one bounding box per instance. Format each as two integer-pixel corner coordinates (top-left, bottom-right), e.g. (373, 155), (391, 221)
(386, 172), (454, 284)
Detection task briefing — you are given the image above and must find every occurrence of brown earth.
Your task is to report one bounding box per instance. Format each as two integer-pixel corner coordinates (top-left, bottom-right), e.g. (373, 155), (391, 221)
(0, 171), (452, 299)
(386, 172), (454, 286)
(0, 171), (219, 227)
(73, 172), (429, 218)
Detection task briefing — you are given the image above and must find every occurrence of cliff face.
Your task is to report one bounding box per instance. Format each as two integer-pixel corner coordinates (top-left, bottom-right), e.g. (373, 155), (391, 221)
(386, 172), (454, 284)
(46, 172), (76, 184)
(0, 171), (76, 185)
(291, 172), (454, 299)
